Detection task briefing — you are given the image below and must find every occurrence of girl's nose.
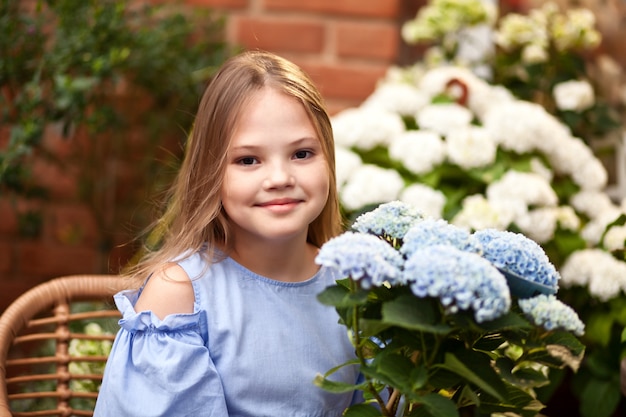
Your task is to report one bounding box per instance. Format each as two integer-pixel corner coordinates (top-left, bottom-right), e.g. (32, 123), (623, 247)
(263, 161), (295, 189)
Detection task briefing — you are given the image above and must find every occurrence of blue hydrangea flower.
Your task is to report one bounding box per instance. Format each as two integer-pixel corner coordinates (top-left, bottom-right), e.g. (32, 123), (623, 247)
(403, 245), (511, 323)
(400, 218), (483, 258)
(473, 229), (560, 290)
(316, 232), (404, 288)
(518, 294), (585, 336)
(351, 201), (424, 240)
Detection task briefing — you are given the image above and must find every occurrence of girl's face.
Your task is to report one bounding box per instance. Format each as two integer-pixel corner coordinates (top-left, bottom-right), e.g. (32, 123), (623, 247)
(221, 87), (330, 246)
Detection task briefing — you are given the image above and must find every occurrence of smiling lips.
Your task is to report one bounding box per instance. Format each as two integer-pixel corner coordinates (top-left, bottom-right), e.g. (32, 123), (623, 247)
(257, 198), (301, 213)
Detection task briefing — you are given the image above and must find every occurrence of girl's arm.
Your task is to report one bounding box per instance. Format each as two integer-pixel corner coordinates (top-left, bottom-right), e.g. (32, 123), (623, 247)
(134, 263), (195, 319)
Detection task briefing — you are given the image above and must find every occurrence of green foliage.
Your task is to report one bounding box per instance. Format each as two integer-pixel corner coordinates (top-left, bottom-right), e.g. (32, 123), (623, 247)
(317, 282), (584, 417)
(0, 0), (232, 241)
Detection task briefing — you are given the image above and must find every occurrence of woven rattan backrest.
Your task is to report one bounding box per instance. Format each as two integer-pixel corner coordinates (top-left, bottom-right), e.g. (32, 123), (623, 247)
(0, 275), (125, 417)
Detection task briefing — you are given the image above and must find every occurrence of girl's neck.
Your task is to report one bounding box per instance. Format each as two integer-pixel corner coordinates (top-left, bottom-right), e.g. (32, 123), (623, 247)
(228, 238), (320, 283)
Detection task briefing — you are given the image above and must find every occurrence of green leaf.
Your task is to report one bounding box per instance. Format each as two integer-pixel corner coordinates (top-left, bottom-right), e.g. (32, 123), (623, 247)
(343, 403), (383, 417)
(317, 285), (369, 308)
(359, 319), (392, 338)
(580, 378), (622, 417)
(367, 353), (415, 393)
(544, 330), (586, 357)
(381, 295), (451, 334)
(313, 373), (360, 394)
(475, 311), (532, 332)
(495, 357), (550, 389)
(439, 351), (507, 401)
(478, 384), (544, 417)
(409, 393), (459, 417)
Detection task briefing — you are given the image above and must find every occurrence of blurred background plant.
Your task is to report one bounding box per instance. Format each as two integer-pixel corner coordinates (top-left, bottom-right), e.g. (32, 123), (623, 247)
(331, 1), (626, 415)
(402, 0), (625, 162)
(0, 0), (232, 262)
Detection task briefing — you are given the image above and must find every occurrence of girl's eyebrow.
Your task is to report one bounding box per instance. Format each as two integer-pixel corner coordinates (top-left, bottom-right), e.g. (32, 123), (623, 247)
(230, 136), (319, 151)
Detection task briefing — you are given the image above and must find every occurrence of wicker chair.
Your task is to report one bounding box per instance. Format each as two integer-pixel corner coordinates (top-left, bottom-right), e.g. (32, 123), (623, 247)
(0, 275), (125, 417)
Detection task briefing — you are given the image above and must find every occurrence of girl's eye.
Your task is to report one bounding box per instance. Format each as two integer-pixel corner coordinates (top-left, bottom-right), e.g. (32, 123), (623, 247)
(237, 157), (258, 165)
(294, 150), (312, 160)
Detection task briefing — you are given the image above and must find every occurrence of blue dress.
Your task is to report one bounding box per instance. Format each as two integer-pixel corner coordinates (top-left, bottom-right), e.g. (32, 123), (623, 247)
(93, 252), (360, 417)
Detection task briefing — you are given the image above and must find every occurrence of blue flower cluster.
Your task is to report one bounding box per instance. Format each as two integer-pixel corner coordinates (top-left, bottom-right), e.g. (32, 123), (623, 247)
(403, 245), (511, 323)
(351, 200), (424, 240)
(400, 218), (482, 258)
(518, 294), (585, 336)
(315, 232), (404, 288)
(473, 229), (560, 290)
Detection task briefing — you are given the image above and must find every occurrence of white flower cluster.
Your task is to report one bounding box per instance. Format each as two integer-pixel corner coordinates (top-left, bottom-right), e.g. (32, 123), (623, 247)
(494, 2), (601, 64)
(570, 190), (625, 245)
(332, 56), (626, 307)
(553, 80), (595, 112)
(333, 64), (613, 242)
(401, 0), (496, 45)
(560, 249), (626, 301)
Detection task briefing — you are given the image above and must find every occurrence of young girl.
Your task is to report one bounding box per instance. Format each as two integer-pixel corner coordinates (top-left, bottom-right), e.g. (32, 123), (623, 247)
(93, 51), (360, 416)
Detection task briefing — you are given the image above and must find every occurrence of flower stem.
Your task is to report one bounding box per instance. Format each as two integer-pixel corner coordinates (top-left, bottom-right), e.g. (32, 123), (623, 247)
(350, 280), (394, 417)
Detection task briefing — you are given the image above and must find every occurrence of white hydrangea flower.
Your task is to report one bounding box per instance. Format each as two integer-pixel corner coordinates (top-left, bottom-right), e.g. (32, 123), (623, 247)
(362, 82), (429, 116)
(581, 207), (624, 245)
(451, 194), (522, 231)
(569, 190), (617, 219)
(383, 63), (426, 86)
(539, 130), (608, 191)
(417, 65), (481, 100)
(399, 183), (446, 219)
(417, 103), (473, 136)
(555, 206), (581, 231)
(335, 146), (362, 190)
(487, 171), (558, 208)
(331, 107), (405, 150)
(553, 80), (595, 112)
(389, 130), (446, 175)
(445, 126), (497, 169)
(469, 84), (515, 120)
(482, 100), (570, 154)
(521, 42), (549, 64)
(560, 249), (626, 301)
(529, 157), (553, 182)
(551, 8), (601, 52)
(603, 224), (626, 252)
(340, 165), (405, 211)
(494, 11), (548, 52)
(515, 208), (558, 244)
(572, 157), (608, 191)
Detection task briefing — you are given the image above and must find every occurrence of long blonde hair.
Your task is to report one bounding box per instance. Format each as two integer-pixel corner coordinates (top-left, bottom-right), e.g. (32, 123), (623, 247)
(125, 50), (342, 284)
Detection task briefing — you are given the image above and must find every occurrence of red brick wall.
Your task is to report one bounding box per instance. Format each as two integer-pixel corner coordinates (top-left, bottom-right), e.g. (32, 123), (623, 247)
(189, 0), (423, 113)
(0, 0), (424, 312)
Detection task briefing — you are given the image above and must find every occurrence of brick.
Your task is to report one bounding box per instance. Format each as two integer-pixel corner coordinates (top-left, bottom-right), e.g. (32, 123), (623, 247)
(265, 0), (401, 19)
(336, 21), (399, 61)
(184, 0), (248, 8)
(235, 16), (325, 53)
(0, 280), (41, 314)
(31, 158), (79, 199)
(49, 204), (99, 245)
(41, 122), (75, 158)
(301, 62), (388, 102)
(0, 125), (10, 148)
(0, 240), (14, 274)
(17, 240), (100, 277)
(0, 198), (18, 235)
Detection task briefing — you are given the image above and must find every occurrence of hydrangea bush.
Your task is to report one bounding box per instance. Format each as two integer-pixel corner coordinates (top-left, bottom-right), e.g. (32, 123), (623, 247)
(333, 2), (626, 415)
(315, 201), (584, 417)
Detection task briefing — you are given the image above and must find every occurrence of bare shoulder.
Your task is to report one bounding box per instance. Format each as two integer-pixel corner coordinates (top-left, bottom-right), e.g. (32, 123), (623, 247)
(134, 263), (195, 320)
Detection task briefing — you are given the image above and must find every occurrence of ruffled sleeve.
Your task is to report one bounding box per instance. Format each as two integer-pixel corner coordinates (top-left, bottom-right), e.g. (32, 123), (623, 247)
(93, 290), (228, 417)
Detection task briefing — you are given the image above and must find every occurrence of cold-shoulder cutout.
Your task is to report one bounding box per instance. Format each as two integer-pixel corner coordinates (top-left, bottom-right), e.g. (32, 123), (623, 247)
(134, 263), (195, 320)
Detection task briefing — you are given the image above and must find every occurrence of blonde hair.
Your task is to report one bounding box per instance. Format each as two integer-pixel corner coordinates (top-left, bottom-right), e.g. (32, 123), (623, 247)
(125, 50), (342, 284)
